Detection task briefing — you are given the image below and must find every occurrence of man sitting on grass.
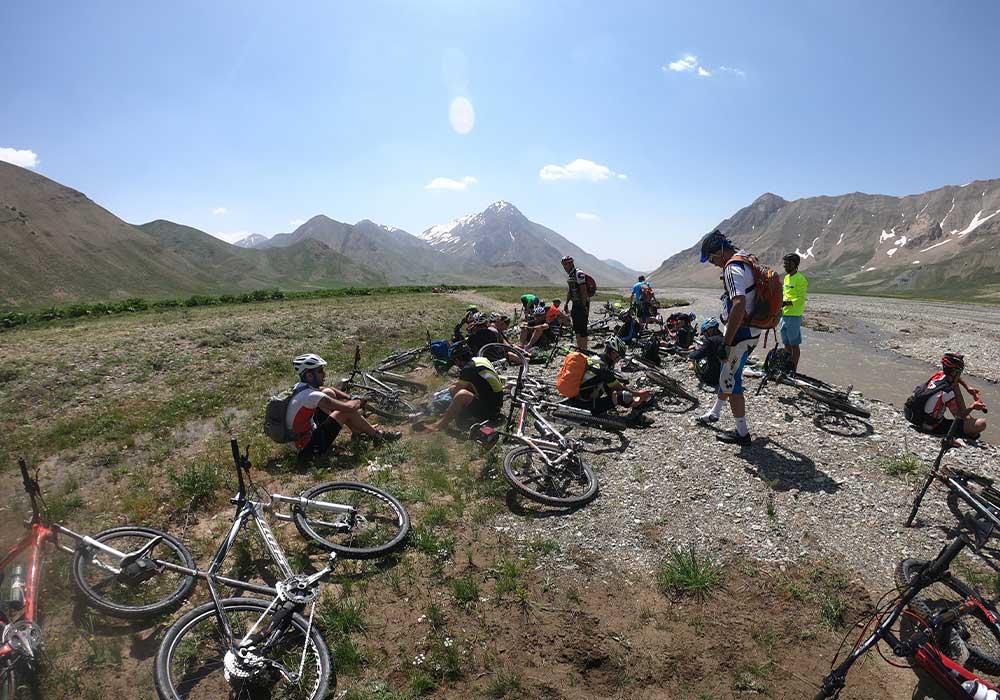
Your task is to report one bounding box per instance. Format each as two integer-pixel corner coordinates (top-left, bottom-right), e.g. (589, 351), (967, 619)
(287, 353), (401, 457)
(415, 343), (505, 432)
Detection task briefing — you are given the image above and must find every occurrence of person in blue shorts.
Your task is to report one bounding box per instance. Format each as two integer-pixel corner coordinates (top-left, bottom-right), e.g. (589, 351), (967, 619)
(779, 253), (808, 372)
(694, 230), (760, 446)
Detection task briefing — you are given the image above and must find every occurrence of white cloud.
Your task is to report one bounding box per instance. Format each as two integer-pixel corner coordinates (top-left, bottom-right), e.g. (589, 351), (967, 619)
(289, 218), (306, 227)
(666, 55), (698, 72)
(539, 158), (625, 182)
(719, 66), (746, 77)
(425, 175), (478, 191)
(617, 173), (628, 180)
(212, 207), (227, 215)
(449, 96), (475, 135)
(0, 147), (39, 168)
(576, 212), (599, 221)
(697, 66), (711, 77)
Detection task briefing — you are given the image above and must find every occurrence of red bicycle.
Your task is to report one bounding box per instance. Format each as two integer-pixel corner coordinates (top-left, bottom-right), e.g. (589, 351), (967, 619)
(1, 458), (195, 698)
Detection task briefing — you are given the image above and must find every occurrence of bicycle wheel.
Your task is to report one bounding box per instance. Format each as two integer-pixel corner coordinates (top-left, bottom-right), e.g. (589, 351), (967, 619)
(0, 668), (12, 700)
(792, 374), (871, 418)
(502, 445), (598, 507)
(644, 370), (696, 402)
(377, 348), (424, 372)
(550, 406), (631, 431)
(372, 371), (427, 394)
(895, 558), (1000, 674)
(292, 481), (410, 559)
(362, 391), (419, 421)
(154, 597), (332, 700)
(72, 526), (196, 620)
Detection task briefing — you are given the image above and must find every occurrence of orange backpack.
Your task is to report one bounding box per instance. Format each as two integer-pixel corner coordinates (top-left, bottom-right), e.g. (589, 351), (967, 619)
(728, 254), (783, 329)
(556, 352), (589, 397)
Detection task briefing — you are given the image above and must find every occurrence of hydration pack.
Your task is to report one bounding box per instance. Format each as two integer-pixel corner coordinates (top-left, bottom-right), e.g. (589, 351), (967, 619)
(556, 352), (589, 397)
(264, 384), (312, 443)
(904, 377), (951, 426)
(728, 254), (783, 329)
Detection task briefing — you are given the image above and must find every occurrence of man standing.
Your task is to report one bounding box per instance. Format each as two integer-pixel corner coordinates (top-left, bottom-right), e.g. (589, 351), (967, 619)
(780, 253), (808, 373)
(562, 255), (591, 351)
(695, 230), (760, 446)
(631, 276), (647, 305)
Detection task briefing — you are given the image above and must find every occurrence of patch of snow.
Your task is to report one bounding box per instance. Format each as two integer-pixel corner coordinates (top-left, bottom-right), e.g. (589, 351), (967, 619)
(912, 260), (921, 265)
(508, 229), (515, 242)
(864, 267), (877, 272)
(826, 218), (833, 225)
(421, 213), (476, 243)
(956, 208), (1000, 237)
(836, 233), (844, 245)
(894, 236), (908, 246)
(940, 197), (956, 229)
(879, 229), (893, 244)
(917, 200), (930, 217)
(794, 237), (821, 259)
(920, 239), (953, 253)
(886, 248), (898, 257)
(961, 182), (971, 187)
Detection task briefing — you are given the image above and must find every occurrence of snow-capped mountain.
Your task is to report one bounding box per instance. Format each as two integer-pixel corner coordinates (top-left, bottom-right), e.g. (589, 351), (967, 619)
(420, 201), (638, 286)
(647, 179), (1000, 299)
(233, 233), (268, 248)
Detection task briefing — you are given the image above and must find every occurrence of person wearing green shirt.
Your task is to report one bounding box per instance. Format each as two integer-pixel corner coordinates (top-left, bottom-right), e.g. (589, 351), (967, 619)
(519, 293), (540, 319)
(780, 253), (808, 372)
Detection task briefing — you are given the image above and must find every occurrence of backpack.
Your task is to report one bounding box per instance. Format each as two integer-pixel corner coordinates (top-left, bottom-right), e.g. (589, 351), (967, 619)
(556, 352), (589, 397)
(640, 284), (654, 301)
(429, 339), (451, 361)
(264, 384), (312, 443)
(728, 254), (783, 329)
(583, 272), (597, 297)
(903, 377), (951, 426)
(640, 339), (661, 367)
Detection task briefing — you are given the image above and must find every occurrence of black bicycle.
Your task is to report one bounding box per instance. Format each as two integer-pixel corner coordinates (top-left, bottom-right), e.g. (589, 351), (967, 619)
(756, 347), (871, 418)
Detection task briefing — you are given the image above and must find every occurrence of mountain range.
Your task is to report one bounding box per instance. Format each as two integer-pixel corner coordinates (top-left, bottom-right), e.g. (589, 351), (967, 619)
(0, 162), (637, 308)
(647, 179), (1000, 299)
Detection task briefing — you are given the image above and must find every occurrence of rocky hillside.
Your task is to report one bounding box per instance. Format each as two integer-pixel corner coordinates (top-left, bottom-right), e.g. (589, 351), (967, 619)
(648, 179), (1000, 299)
(420, 201), (639, 287)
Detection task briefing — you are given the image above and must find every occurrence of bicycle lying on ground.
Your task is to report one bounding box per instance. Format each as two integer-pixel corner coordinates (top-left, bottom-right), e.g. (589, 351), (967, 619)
(756, 347), (871, 418)
(621, 351), (698, 404)
(472, 344), (598, 507)
(815, 421), (1000, 699)
(149, 438), (410, 699)
(341, 345), (424, 420)
(376, 331), (449, 373)
(1, 458), (196, 699)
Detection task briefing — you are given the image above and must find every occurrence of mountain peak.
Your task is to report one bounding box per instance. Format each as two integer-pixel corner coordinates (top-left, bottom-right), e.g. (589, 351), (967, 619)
(752, 192), (787, 206)
(234, 233), (268, 248)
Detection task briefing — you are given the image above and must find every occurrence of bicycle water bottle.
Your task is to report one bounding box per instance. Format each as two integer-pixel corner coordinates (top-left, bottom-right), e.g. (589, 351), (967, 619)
(7, 564), (26, 610)
(963, 680), (1000, 700)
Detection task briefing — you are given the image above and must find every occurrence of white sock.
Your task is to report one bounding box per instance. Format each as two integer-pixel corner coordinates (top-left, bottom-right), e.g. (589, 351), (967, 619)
(711, 398), (726, 418)
(735, 416), (749, 436)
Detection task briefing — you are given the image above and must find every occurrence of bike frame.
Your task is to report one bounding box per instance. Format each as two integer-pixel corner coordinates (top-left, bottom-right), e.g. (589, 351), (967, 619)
(344, 345), (409, 398)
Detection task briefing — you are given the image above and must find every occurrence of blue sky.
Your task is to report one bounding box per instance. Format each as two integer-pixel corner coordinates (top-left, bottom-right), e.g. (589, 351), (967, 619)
(2, 0), (998, 269)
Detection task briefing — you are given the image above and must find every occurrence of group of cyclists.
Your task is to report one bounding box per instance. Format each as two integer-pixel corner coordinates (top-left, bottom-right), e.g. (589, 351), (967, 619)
(277, 238), (989, 457)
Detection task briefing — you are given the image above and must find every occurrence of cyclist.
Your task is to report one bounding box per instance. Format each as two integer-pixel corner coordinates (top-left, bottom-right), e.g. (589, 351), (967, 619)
(630, 275), (647, 305)
(565, 336), (652, 420)
(695, 230), (760, 446)
(688, 318), (724, 387)
(466, 312), (502, 356)
(286, 353), (401, 456)
(519, 293), (541, 319)
(545, 298), (571, 334)
(780, 252), (808, 373)
(562, 255), (592, 351)
(519, 306), (551, 350)
(453, 304), (479, 342)
(417, 342), (505, 431)
(905, 353), (987, 440)
(661, 313), (696, 353)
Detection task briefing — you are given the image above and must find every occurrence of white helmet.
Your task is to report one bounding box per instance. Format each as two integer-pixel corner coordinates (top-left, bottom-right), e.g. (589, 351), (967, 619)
(293, 353), (327, 375)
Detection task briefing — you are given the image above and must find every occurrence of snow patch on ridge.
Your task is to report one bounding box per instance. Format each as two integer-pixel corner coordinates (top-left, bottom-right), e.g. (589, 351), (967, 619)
(894, 236), (908, 247)
(794, 237), (820, 259)
(940, 197), (956, 229)
(886, 248), (898, 257)
(920, 239), (953, 253)
(836, 233), (844, 245)
(421, 213), (477, 245)
(879, 229), (893, 243)
(956, 209), (1000, 237)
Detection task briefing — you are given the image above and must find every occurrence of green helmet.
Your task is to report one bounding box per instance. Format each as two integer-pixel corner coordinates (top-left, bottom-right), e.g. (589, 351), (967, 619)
(466, 304), (478, 312)
(604, 336), (628, 355)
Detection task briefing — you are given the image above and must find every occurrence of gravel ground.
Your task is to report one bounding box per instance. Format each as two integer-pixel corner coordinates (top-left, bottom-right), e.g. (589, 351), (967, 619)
(477, 293), (1000, 596)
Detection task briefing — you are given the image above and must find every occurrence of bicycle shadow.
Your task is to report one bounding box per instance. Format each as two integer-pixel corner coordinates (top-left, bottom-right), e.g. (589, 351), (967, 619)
(579, 431), (630, 455)
(775, 395), (875, 439)
(732, 435), (841, 494)
(505, 490), (589, 518)
(70, 599), (171, 660)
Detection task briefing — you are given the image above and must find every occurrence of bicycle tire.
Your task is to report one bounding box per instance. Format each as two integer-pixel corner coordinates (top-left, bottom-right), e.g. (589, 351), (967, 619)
(643, 370), (697, 402)
(71, 526), (196, 620)
(502, 445), (599, 507)
(372, 372), (427, 394)
(945, 471), (1000, 525)
(363, 391), (419, 421)
(798, 385), (871, 418)
(154, 597), (333, 700)
(0, 668), (12, 700)
(377, 347), (426, 372)
(550, 406), (631, 431)
(895, 558), (1000, 674)
(292, 481), (410, 559)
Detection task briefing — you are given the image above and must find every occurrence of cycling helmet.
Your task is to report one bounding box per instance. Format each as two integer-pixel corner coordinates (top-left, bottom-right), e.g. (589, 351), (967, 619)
(293, 353), (326, 375)
(618, 310), (631, 321)
(700, 229), (733, 263)
(449, 341), (472, 363)
(941, 352), (965, 372)
(700, 317), (720, 334)
(605, 336), (628, 355)
(783, 252), (801, 265)
(552, 298), (562, 307)
(561, 255), (574, 263)
(468, 312), (487, 326)
(466, 304), (478, 312)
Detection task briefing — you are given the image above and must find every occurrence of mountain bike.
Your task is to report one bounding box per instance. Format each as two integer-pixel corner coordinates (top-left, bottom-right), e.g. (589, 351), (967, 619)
(376, 331), (449, 373)
(151, 439), (410, 699)
(341, 345), (423, 420)
(815, 444), (1000, 699)
(621, 352), (698, 403)
(756, 347), (871, 418)
(473, 345), (598, 507)
(1, 458), (196, 698)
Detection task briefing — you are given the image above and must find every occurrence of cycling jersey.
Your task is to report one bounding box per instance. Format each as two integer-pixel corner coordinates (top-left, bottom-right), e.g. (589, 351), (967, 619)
(467, 327), (502, 356)
(285, 383), (331, 449)
(520, 294), (538, 308)
(720, 250), (760, 342)
(567, 269), (588, 305)
(922, 371), (961, 423)
(631, 281), (645, 301)
(458, 357), (504, 414)
(577, 356), (622, 401)
(545, 305), (562, 324)
(782, 272), (808, 317)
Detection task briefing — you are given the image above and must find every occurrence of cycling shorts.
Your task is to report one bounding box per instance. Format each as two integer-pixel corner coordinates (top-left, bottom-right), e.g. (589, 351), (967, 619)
(571, 303), (590, 337)
(719, 337), (756, 395)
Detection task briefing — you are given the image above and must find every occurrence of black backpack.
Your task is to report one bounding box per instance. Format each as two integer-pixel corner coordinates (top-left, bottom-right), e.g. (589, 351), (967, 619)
(264, 384), (312, 443)
(903, 377), (951, 426)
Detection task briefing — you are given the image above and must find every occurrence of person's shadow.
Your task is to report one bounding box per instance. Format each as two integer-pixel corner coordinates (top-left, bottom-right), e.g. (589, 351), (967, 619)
(732, 435), (841, 494)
